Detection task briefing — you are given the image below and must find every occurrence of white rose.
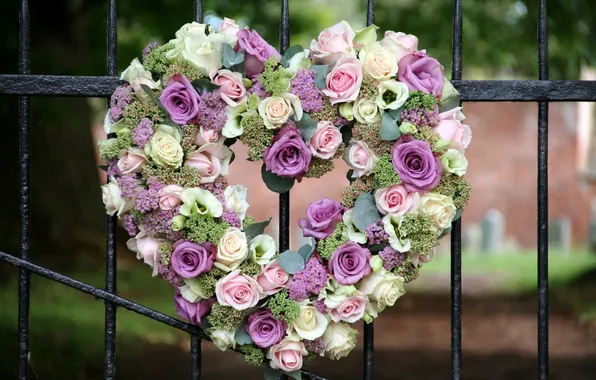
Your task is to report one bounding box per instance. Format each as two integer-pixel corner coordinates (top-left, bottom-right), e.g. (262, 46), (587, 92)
(166, 22), (224, 76)
(292, 304), (329, 340)
(286, 49), (313, 76)
(144, 124), (184, 168)
(101, 177), (135, 217)
(353, 98), (381, 124)
(441, 148), (468, 176)
(224, 185), (250, 222)
(382, 214), (411, 252)
(358, 268), (405, 313)
(322, 322), (358, 360)
(344, 140), (379, 178)
(377, 80), (409, 110)
(341, 209), (367, 244)
(215, 227), (248, 271)
(208, 328), (236, 351)
(418, 192), (457, 235)
(358, 42), (398, 80)
(258, 93), (303, 129)
(120, 58), (159, 96)
(248, 234), (277, 266)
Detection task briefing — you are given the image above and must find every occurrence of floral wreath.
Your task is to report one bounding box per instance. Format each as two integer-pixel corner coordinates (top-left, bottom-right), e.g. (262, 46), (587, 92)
(100, 18), (471, 379)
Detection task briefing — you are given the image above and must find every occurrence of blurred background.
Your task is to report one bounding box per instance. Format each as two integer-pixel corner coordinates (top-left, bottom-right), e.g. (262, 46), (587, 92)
(1, 0), (596, 379)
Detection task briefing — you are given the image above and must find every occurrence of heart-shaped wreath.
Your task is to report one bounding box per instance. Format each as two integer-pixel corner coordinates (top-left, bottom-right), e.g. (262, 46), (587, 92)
(99, 18), (471, 379)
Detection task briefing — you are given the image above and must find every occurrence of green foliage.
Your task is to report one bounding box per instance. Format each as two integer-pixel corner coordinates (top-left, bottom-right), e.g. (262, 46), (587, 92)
(372, 154), (402, 188)
(207, 303), (246, 331)
(144, 43), (174, 74)
(268, 289), (301, 324)
(404, 91), (438, 111)
(317, 223), (348, 260)
(240, 345), (265, 366)
(184, 213), (230, 244)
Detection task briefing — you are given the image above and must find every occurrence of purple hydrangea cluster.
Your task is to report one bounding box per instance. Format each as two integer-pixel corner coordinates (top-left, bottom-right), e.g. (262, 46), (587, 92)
(132, 118), (154, 147)
(142, 41), (159, 64)
(106, 159), (121, 178)
(290, 69), (323, 113)
(247, 79), (270, 99)
(199, 175), (229, 203)
(196, 90), (228, 131)
(333, 115), (349, 127)
(366, 221), (389, 245)
(123, 213), (138, 237)
(304, 338), (325, 355)
(135, 187), (160, 213)
(221, 210), (242, 228)
(313, 298), (327, 314)
(288, 256), (329, 301)
(141, 206), (180, 236)
(109, 85), (134, 123)
(401, 107), (440, 128)
(146, 177), (165, 192)
(378, 246), (407, 271)
(157, 260), (184, 287)
(117, 173), (138, 199)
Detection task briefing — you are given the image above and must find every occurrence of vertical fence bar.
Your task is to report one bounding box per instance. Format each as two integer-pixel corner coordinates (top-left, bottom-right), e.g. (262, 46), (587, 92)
(450, 0), (463, 379)
(189, 5), (203, 379)
(537, 0), (549, 379)
(17, 1), (31, 379)
(362, 2), (375, 379)
(104, 0), (118, 379)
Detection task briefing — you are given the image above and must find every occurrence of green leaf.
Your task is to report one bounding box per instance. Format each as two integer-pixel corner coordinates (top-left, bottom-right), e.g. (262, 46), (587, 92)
(312, 65), (329, 89)
(277, 249), (306, 274)
(297, 242), (315, 263)
(264, 368), (283, 380)
(261, 164), (295, 193)
(281, 44), (304, 67)
(341, 124), (353, 146)
(140, 84), (169, 115)
(229, 151), (236, 165)
(369, 243), (388, 253)
(295, 114), (318, 141)
(234, 328), (253, 345)
(388, 106), (405, 121)
(380, 112), (402, 141)
(438, 226), (452, 239)
(222, 43), (245, 67)
(352, 193), (381, 232)
(98, 165), (108, 173)
(287, 370), (302, 380)
(453, 209), (463, 222)
(354, 24), (379, 46)
(244, 218), (272, 241)
(191, 78), (220, 95)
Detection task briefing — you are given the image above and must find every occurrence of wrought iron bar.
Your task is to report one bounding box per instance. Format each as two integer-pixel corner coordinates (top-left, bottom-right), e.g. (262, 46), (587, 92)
(278, 0), (290, 251)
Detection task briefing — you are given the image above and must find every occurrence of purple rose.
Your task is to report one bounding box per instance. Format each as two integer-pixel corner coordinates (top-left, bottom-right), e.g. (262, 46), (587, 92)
(244, 309), (286, 348)
(159, 74), (201, 125)
(398, 53), (444, 97)
(263, 125), (312, 179)
(298, 198), (344, 239)
(171, 240), (215, 278)
(236, 29), (281, 79)
(174, 294), (214, 326)
(328, 241), (372, 285)
(391, 137), (442, 193)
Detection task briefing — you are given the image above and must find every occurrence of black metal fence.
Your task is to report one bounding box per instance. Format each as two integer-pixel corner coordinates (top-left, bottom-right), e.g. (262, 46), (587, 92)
(2, 0), (596, 379)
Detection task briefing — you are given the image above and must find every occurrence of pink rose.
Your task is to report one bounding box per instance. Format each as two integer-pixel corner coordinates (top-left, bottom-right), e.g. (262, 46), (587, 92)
(219, 17), (239, 37)
(267, 339), (308, 373)
(194, 126), (225, 146)
(374, 184), (417, 216)
(308, 121), (342, 159)
(210, 69), (247, 106)
(309, 21), (355, 64)
(344, 140), (377, 178)
(184, 143), (233, 183)
(215, 269), (264, 311)
(329, 294), (367, 323)
(257, 260), (290, 295)
(380, 31), (418, 62)
(126, 230), (161, 272)
(322, 55), (363, 104)
(117, 148), (148, 174)
(158, 184), (184, 211)
(434, 107), (471, 151)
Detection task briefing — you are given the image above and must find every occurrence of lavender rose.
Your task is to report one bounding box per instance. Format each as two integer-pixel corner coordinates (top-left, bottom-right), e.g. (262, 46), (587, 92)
(174, 294), (214, 326)
(328, 241), (372, 285)
(171, 240), (216, 278)
(244, 309), (287, 348)
(397, 53), (444, 97)
(298, 198), (344, 239)
(391, 136), (442, 193)
(263, 125), (312, 179)
(236, 29), (281, 79)
(160, 74), (201, 125)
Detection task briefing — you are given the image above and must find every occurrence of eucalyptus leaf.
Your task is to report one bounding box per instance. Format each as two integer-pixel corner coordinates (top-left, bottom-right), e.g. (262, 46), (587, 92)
(191, 78), (220, 95)
(234, 328), (253, 345)
(140, 84), (168, 115)
(369, 243), (388, 253)
(201, 317), (211, 332)
(277, 249), (306, 274)
(281, 44), (304, 67)
(295, 114), (318, 141)
(341, 124), (353, 146)
(261, 164), (295, 193)
(388, 106), (405, 121)
(264, 367), (283, 380)
(380, 112), (401, 141)
(453, 209), (463, 222)
(222, 43), (245, 68)
(312, 65), (329, 89)
(438, 226), (453, 239)
(287, 370), (302, 380)
(244, 218), (272, 241)
(297, 243), (315, 263)
(352, 193), (381, 232)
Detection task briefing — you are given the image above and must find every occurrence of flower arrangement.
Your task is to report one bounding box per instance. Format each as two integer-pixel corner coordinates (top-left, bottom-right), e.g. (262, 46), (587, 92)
(99, 18), (471, 380)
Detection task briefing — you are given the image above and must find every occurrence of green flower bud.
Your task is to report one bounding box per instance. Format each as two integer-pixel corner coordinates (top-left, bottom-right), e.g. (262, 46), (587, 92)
(171, 215), (187, 231)
(435, 138), (453, 150)
(242, 78), (254, 89)
(369, 255), (383, 273)
(339, 102), (355, 121)
(399, 121), (417, 135)
(247, 93), (260, 110)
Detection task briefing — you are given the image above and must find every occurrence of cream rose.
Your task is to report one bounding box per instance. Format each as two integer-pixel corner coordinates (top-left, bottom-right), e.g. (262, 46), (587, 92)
(215, 269), (264, 310)
(184, 143), (233, 183)
(144, 125), (184, 168)
(258, 93), (303, 129)
(344, 140), (378, 178)
(322, 322), (358, 360)
(208, 328), (236, 351)
(353, 98), (381, 124)
(308, 121), (343, 159)
(117, 147), (148, 174)
(224, 185), (250, 222)
(359, 268), (405, 313)
(377, 80), (409, 110)
(158, 184), (184, 211)
(215, 227), (248, 271)
(418, 192), (457, 235)
(292, 304), (329, 340)
(374, 184), (418, 216)
(101, 177), (135, 217)
(268, 339), (308, 373)
(358, 42), (398, 80)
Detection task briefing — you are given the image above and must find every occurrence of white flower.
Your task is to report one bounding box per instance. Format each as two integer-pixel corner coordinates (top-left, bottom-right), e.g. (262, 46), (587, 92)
(338, 102), (354, 121)
(178, 278), (211, 302)
(101, 177), (135, 217)
(377, 80), (409, 110)
(358, 268), (405, 313)
(166, 22), (225, 76)
(208, 328), (236, 351)
(417, 192), (457, 235)
(215, 227), (248, 271)
(222, 104), (254, 138)
(179, 188), (224, 218)
(291, 303), (329, 340)
(382, 214), (411, 252)
(353, 98), (381, 124)
(440, 149), (468, 176)
(103, 112), (126, 134)
(248, 234), (277, 265)
(120, 58), (159, 97)
(342, 209), (367, 244)
(286, 49), (313, 76)
(258, 93), (303, 129)
(224, 185), (250, 222)
(322, 322), (358, 360)
(358, 42), (398, 80)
